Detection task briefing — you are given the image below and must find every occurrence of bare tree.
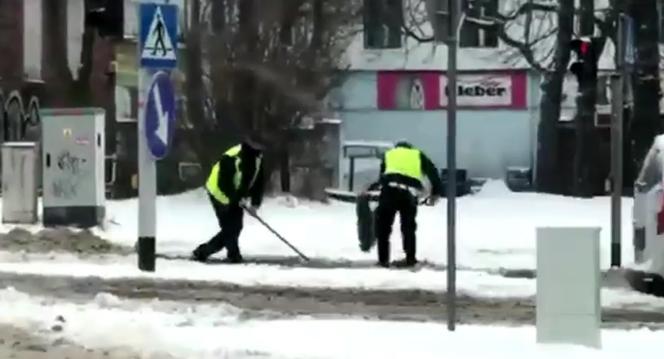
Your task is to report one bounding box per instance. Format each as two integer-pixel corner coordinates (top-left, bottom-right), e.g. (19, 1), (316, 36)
(184, 0), (361, 198)
(42, 0), (102, 107)
(408, 0), (625, 193)
(42, 0), (74, 106)
(535, 0), (575, 194)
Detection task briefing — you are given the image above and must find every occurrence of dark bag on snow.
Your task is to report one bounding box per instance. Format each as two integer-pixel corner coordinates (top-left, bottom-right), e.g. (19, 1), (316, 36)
(356, 193), (376, 252)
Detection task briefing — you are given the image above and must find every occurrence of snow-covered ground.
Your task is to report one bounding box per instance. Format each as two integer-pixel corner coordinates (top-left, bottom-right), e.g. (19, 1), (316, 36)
(0, 180), (635, 269)
(113, 181), (633, 269)
(0, 181), (662, 357)
(94, 180), (635, 271)
(0, 180), (658, 305)
(0, 286), (660, 359)
(2, 250), (664, 311)
(0, 180), (642, 293)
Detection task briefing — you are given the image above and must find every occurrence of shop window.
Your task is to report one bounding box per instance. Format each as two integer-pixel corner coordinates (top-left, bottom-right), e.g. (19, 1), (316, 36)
(363, 0), (403, 49)
(115, 86), (137, 122)
(460, 0), (498, 48)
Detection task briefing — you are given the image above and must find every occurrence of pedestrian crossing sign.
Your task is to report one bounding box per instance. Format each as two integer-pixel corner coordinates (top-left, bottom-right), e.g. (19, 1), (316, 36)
(139, 3), (178, 69)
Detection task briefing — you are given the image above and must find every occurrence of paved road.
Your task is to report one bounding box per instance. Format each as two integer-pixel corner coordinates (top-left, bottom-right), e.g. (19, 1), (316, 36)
(1, 271), (664, 329)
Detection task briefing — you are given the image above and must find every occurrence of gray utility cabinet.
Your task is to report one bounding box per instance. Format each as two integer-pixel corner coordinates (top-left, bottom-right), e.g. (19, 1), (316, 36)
(41, 108), (106, 228)
(2, 142), (39, 224)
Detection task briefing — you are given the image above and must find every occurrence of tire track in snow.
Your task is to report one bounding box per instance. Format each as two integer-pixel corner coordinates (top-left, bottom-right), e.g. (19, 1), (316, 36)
(0, 271), (663, 330)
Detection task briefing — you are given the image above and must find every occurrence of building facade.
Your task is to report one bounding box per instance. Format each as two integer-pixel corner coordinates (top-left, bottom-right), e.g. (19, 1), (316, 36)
(0, 0), (115, 164)
(333, 0), (664, 191)
(335, 69), (538, 184)
(333, 0), (541, 189)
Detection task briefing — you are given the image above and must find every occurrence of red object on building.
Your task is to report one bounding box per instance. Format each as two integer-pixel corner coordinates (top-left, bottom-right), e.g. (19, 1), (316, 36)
(658, 190), (664, 235)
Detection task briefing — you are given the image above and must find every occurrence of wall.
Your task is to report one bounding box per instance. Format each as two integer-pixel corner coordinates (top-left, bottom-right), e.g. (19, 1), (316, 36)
(336, 70), (536, 187)
(0, 0), (24, 82)
(342, 110), (532, 177)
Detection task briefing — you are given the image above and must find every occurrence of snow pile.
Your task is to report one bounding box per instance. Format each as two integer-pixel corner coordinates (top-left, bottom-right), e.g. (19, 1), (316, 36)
(0, 227), (130, 256)
(473, 179), (513, 197)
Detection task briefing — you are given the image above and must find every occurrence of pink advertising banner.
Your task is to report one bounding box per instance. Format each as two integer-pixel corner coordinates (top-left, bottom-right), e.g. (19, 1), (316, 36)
(377, 71), (528, 110)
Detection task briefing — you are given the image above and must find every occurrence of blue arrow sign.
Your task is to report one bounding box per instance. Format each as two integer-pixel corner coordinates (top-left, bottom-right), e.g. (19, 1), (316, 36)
(145, 71), (176, 159)
(140, 3), (178, 69)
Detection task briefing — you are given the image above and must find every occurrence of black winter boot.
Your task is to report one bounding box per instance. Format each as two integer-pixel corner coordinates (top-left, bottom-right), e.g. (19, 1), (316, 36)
(392, 258), (417, 268)
(191, 246), (209, 262)
(225, 253), (244, 264)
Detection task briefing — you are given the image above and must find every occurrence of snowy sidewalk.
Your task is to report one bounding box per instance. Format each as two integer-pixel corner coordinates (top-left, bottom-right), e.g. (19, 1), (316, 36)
(0, 287), (661, 359)
(0, 180), (638, 274)
(1, 251), (664, 326)
(95, 181), (636, 272)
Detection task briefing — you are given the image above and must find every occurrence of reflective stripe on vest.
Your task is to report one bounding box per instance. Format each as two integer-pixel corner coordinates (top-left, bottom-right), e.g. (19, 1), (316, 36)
(206, 145), (262, 204)
(384, 147), (422, 180)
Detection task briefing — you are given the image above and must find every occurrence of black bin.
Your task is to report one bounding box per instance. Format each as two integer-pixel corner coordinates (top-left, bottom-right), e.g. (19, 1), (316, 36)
(440, 169), (471, 197)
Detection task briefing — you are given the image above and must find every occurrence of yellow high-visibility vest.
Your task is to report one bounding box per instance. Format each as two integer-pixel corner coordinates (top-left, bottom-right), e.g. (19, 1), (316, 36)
(384, 147), (422, 180)
(206, 145), (262, 204)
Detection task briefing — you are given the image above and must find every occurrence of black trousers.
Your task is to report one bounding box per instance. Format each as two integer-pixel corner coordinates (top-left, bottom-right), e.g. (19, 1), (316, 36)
(374, 186), (418, 265)
(194, 194), (244, 260)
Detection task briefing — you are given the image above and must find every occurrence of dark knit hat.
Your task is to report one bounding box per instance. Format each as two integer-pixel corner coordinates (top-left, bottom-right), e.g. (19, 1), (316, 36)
(243, 132), (267, 151)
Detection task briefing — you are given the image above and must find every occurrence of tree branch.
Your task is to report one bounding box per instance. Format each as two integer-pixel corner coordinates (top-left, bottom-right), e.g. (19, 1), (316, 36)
(494, 1), (558, 23)
(402, 24), (434, 42)
(468, 16), (548, 72)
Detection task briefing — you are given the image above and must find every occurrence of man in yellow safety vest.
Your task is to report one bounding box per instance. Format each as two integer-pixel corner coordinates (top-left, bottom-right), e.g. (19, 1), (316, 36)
(368, 141), (442, 268)
(192, 134), (266, 263)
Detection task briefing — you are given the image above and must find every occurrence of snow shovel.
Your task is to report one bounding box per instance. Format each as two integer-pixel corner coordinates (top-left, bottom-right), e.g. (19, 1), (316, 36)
(241, 204), (311, 262)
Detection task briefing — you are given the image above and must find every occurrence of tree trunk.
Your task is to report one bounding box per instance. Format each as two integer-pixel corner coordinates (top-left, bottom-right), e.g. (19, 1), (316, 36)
(211, 0), (226, 32)
(41, 0), (72, 106)
(209, 0), (239, 153)
(71, 22), (96, 106)
(235, 0), (258, 134)
(184, 0), (213, 170)
(535, 0), (574, 193)
(579, 0), (594, 36)
(628, 0), (661, 181)
(311, 0), (324, 50)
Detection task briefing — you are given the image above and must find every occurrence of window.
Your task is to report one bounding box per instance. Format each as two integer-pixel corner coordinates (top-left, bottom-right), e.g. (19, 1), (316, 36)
(363, 0), (403, 49)
(115, 86), (137, 122)
(460, 0), (498, 48)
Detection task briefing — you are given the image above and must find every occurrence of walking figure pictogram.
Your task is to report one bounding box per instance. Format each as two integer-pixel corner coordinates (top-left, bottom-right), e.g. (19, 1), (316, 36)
(152, 14), (167, 56)
(140, 3), (178, 68)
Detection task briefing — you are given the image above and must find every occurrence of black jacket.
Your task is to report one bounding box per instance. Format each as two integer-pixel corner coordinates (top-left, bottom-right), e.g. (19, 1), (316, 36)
(370, 146), (443, 196)
(215, 143), (264, 206)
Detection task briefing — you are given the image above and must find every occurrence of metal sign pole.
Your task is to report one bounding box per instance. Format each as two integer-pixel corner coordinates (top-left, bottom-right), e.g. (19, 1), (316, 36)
(610, 13), (627, 268)
(137, 1), (157, 272)
(446, 0), (459, 332)
(137, 71), (158, 272)
(137, 0), (178, 272)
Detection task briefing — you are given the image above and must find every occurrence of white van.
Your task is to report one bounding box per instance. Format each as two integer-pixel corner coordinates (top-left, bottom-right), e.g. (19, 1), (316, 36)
(632, 135), (664, 277)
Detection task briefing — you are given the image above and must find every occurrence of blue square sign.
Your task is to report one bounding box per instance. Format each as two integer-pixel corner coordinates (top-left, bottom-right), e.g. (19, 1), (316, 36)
(140, 3), (178, 69)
